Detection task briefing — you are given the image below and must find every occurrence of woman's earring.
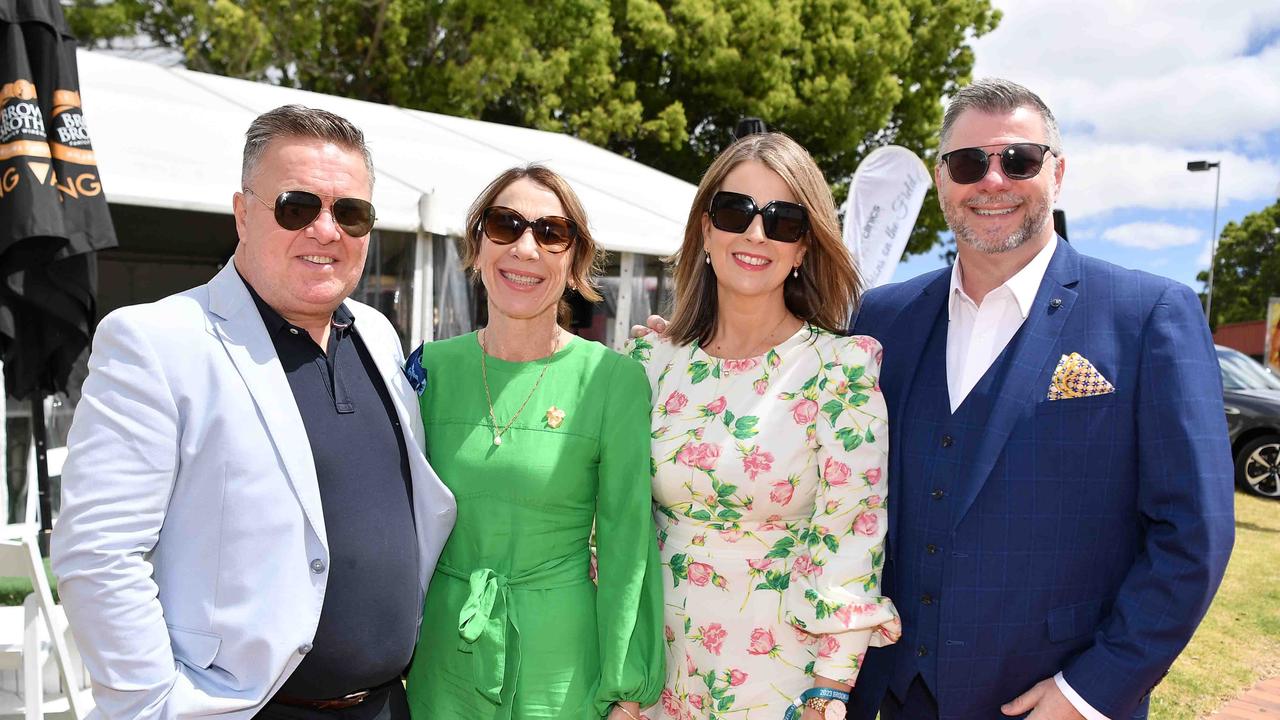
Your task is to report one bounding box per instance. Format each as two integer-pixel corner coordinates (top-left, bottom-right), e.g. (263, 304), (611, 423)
(705, 252), (711, 265)
(792, 266), (799, 279)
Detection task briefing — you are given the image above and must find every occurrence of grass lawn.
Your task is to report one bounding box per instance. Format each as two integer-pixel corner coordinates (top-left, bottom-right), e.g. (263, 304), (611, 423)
(1150, 490), (1280, 719)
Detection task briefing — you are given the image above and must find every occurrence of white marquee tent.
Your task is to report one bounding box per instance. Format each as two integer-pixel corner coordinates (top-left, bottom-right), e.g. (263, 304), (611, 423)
(75, 49), (697, 345)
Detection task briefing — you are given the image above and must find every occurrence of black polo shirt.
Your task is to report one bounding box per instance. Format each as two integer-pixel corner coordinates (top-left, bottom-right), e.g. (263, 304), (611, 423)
(242, 277), (420, 698)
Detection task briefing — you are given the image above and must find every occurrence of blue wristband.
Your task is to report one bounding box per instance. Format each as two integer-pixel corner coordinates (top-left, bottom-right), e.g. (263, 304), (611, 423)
(783, 687), (851, 720)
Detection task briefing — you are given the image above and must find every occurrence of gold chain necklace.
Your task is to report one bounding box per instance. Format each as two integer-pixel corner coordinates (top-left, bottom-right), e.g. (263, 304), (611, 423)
(480, 327), (557, 446)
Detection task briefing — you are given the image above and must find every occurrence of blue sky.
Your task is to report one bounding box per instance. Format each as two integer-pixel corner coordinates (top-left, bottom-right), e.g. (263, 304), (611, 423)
(893, 0), (1280, 291)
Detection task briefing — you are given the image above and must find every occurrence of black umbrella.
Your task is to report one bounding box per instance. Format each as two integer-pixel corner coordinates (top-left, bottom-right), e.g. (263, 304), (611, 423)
(0, 0), (117, 554)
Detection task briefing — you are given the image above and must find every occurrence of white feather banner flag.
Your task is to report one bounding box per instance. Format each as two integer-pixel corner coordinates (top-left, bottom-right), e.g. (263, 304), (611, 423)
(842, 145), (932, 288)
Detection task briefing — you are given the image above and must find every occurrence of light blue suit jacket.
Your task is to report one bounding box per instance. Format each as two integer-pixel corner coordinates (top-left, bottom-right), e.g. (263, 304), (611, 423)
(51, 261), (456, 719)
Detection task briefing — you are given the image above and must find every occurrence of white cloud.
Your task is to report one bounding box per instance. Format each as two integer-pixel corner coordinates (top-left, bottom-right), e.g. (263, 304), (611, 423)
(972, 1), (1280, 146)
(1100, 222), (1201, 249)
(1197, 240), (1213, 270)
(1056, 141), (1280, 219)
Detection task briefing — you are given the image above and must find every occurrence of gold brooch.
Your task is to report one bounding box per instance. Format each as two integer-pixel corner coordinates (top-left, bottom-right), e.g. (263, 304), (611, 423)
(545, 406), (566, 429)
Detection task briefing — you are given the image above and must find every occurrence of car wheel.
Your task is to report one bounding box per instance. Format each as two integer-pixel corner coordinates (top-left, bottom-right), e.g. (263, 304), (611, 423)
(1236, 434), (1280, 498)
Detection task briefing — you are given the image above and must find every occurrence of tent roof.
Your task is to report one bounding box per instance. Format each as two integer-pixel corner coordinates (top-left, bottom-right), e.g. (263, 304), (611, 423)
(76, 50), (695, 256)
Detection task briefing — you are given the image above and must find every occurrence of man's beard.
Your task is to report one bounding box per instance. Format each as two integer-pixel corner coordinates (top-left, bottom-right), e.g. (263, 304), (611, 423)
(943, 191), (1051, 255)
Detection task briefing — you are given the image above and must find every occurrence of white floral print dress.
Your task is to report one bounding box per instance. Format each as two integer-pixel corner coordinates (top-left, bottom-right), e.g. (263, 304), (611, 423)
(627, 325), (901, 720)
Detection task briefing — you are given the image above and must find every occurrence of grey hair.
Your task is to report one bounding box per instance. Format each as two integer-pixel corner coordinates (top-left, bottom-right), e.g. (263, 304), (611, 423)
(939, 78), (1063, 155)
(241, 104), (375, 189)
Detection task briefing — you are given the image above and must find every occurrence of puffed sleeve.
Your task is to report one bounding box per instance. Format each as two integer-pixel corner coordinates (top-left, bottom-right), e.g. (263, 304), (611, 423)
(593, 353), (666, 714)
(783, 334), (901, 685)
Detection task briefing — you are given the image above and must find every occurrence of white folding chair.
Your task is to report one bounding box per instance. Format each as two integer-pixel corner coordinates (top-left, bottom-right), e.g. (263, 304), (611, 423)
(0, 534), (90, 719)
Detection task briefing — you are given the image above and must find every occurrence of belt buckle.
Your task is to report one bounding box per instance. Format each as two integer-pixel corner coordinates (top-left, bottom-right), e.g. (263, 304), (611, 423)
(322, 689), (374, 710)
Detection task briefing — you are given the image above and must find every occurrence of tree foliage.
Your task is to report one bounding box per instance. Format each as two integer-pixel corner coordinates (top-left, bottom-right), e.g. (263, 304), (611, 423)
(66, 0), (999, 257)
(1196, 199), (1280, 327)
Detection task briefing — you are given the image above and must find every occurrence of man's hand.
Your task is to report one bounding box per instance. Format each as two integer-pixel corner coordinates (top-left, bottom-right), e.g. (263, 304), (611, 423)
(1002, 678), (1086, 719)
(630, 314), (668, 339)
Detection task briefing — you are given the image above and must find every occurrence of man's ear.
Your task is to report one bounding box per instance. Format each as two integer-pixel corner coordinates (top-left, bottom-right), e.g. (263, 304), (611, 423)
(233, 191), (249, 242)
(1051, 154), (1066, 202)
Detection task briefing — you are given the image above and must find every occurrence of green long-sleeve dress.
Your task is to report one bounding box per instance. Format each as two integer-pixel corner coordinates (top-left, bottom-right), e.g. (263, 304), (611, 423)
(404, 332), (664, 719)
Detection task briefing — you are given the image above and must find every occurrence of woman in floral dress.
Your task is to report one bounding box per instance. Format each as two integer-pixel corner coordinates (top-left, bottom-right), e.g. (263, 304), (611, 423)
(630, 133), (900, 720)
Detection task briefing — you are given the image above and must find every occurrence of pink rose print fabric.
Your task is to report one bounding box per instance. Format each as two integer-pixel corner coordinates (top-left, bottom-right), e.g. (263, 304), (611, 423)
(627, 326), (900, 719)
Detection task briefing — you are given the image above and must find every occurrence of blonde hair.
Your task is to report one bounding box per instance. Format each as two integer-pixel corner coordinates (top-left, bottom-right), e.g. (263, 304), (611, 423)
(665, 132), (862, 346)
(461, 165), (604, 322)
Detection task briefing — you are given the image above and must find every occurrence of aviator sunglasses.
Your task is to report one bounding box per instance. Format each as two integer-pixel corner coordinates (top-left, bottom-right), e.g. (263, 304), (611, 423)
(708, 190), (809, 243)
(244, 188), (377, 237)
(939, 142), (1054, 185)
(480, 205), (578, 253)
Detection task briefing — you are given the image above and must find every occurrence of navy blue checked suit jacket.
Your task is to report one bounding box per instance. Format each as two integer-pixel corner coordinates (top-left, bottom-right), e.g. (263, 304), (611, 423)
(848, 239), (1235, 719)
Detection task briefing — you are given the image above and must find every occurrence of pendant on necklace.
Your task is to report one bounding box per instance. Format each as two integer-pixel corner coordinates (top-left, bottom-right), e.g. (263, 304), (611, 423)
(493, 434), (503, 446)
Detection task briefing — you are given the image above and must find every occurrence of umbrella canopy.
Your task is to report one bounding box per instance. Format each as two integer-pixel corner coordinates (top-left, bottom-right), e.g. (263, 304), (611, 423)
(0, 0), (116, 400)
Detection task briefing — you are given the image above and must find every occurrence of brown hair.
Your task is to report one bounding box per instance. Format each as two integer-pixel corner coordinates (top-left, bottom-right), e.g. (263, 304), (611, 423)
(242, 104), (374, 188)
(665, 132), (861, 346)
(461, 165), (604, 320)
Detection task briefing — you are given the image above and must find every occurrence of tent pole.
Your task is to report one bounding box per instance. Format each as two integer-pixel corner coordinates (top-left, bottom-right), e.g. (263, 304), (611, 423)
(31, 395), (52, 557)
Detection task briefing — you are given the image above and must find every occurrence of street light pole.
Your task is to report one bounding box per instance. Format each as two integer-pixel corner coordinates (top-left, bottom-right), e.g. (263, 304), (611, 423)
(1187, 160), (1222, 325)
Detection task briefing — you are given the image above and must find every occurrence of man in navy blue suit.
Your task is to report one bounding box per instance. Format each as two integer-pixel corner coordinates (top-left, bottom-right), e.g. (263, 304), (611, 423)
(849, 78), (1235, 720)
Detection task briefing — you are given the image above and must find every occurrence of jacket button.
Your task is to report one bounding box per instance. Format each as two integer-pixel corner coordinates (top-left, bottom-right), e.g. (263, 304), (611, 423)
(941, 435), (953, 448)
(917, 645), (929, 657)
(921, 593), (934, 606)
(931, 489), (945, 500)
(925, 544), (938, 555)
(310, 559), (326, 574)
(298, 643), (312, 655)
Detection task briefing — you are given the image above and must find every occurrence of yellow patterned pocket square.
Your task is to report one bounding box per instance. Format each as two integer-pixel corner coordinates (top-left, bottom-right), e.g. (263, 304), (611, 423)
(1047, 352), (1115, 400)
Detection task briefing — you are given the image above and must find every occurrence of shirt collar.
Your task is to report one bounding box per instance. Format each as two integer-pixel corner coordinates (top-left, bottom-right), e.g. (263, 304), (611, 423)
(236, 269), (355, 336)
(948, 236), (1058, 321)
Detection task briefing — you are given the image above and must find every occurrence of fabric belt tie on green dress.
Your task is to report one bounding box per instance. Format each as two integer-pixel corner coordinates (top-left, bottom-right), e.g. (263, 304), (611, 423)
(439, 547), (592, 712)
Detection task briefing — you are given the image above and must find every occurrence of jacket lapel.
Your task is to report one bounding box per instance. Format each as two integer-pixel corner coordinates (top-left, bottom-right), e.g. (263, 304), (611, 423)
(879, 270), (951, 551)
(207, 261), (327, 550)
(950, 240), (1082, 528)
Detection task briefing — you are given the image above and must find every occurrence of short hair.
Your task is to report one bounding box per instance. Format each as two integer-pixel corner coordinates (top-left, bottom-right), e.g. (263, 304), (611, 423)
(461, 165), (604, 308)
(241, 104), (375, 188)
(665, 132), (861, 347)
(939, 78), (1063, 155)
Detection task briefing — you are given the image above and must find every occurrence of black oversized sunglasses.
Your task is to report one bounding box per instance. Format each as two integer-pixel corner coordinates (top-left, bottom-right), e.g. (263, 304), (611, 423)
(244, 188), (376, 237)
(708, 190), (809, 243)
(480, 205), (578, 253)
(939, 142), (1054, 185)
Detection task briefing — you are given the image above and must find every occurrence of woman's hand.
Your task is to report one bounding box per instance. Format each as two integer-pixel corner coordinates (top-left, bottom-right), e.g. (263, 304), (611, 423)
(609, 701), (643, 720)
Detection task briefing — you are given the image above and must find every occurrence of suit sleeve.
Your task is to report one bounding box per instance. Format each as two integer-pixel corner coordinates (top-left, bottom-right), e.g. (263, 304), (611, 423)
(1061, 282), (1235, 717)
(50, 310), (204, 719)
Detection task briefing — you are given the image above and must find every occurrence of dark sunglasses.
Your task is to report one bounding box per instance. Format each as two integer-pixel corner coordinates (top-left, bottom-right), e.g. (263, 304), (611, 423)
(939, 142), (1054, 184)
(480, 205), (578, 253)
(244, 188), (377, 237)
(708, 191), (809, 243)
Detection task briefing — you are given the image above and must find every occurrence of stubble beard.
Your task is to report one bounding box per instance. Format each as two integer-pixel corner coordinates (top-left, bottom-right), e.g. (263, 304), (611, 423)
(944, 191), (1052, 255)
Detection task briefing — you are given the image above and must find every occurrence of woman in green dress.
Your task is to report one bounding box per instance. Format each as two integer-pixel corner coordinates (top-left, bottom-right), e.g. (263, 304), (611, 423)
(403, 165), (664, 720)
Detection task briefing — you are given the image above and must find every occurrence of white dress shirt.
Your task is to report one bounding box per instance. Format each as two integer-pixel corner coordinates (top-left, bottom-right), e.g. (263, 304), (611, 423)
(946, 237), (1057, 412)
(944, 236), (1109, 720)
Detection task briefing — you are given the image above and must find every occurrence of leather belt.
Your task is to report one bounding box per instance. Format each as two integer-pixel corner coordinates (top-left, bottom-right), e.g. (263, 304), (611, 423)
(271, 679), (398, 711)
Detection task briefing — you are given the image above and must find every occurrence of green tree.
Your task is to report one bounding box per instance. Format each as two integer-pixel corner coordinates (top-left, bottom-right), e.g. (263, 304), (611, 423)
(1197, 199), (1280, 328)
(66, 0), (999, 257)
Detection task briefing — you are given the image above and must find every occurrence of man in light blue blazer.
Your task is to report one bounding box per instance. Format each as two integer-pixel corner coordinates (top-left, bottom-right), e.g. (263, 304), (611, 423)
(849, 80), (1234, 719)
(51, 106), (456, 719)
